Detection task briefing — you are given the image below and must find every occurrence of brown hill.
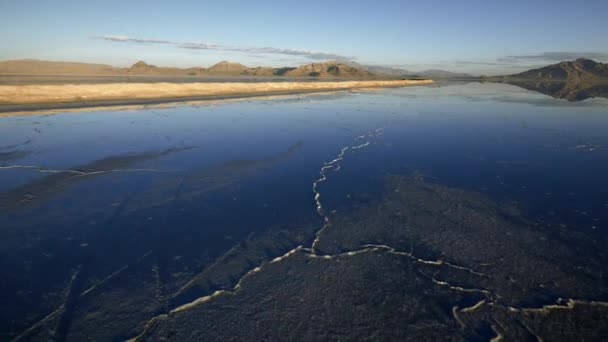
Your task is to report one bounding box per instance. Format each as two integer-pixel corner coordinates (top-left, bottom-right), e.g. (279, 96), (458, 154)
(207, 61), (248, 74)
(242, 66), (277, 77)
(285, 62), (372, 78)
(125, 61), (194, 75)
(127, 61), (159, 74)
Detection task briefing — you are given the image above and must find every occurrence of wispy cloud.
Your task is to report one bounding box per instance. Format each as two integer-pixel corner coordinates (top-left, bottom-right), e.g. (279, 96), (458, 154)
(94, 35), (352, 61)
(499, 52), (608, 63)
(97, 35), (174, 45)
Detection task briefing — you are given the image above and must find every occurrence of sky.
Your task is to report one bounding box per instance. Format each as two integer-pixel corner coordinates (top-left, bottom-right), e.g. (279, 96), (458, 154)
(1, 0), (608, 75)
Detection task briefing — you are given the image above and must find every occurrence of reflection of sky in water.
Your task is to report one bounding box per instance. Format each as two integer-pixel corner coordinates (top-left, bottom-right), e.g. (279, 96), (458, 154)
(1, 82), (607, 233)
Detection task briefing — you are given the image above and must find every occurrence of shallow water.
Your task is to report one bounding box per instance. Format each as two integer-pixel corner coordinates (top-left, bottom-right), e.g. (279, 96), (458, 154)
(1, 82), (607, 340)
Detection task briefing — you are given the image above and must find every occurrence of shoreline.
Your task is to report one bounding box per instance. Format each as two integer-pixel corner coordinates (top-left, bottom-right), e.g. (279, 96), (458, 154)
(0, 79), (432, 114)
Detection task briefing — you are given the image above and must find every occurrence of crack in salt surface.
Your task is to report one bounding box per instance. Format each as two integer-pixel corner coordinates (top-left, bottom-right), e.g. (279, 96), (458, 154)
(427, 276), (492, 296)
(489, 324), (505, 342)
(170, 246), (305, 315)
(453, 297), (608, 340)
(167, 244), (445, 315)
(129, 242), (499, 341)
(0, 165), (179, 175)
(311, 128), (383, 252)
(129, 242), (608, 341)
(360, 244), (488, 278)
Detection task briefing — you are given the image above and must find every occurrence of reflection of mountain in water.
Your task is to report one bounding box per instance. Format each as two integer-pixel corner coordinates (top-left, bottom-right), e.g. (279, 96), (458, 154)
(503, 80), (608, 101)
(486, 58), (608, 101)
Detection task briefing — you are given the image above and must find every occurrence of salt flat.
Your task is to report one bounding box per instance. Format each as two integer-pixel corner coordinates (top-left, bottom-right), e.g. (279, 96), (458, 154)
(0, 79), (432, 107)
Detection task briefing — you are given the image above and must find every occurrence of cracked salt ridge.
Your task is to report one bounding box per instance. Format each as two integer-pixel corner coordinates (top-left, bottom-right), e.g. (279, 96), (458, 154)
(452, 299), (608, 339)
(489, 325), (505, 342)
(169, 246), (400, 316)
(126, 246), (310, 342)
(311, 128), (384, 252)
(361, 244), (495, 300)
(171, 247), (304, 314)
(0, 165), (179, 175)
(129, 245), (608, 341)
(509, 298), (608, 313)
(129, 243), (500, 341)
(360, 244), (488, 278)
(428, 277), (492, 296)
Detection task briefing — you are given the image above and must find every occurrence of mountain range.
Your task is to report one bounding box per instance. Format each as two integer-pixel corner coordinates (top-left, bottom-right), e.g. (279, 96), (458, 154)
(0, 59), (377, 78)
(0, 59), (473, 79)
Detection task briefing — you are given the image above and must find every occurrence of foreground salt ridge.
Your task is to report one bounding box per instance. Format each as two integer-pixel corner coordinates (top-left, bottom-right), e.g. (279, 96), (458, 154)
(0, 79), (433, 105)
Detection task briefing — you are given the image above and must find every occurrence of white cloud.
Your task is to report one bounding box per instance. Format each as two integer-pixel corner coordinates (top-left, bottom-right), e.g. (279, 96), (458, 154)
(94, 35), (351, 61)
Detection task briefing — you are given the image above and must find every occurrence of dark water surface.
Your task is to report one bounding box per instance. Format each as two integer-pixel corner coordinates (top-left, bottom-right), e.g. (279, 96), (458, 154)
(1, 82), (607, 340)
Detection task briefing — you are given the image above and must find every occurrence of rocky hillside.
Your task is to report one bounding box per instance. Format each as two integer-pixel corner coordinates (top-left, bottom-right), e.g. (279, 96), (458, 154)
(284, 62), (373, 77)
(206, 61), (248, 74)
(509, 58), (608, 81)
(207, 61), (277, 77)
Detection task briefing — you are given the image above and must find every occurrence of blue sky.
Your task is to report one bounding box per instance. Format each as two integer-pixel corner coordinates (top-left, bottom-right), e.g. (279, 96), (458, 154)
(1, 0), (607, 75)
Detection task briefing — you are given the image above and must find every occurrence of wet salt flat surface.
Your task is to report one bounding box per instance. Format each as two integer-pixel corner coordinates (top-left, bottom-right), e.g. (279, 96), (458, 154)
(1, 82), (607, 340)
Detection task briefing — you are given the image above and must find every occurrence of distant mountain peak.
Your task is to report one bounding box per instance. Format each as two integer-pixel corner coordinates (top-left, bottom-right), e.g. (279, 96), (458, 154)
(208, 61), (248, 72)
(130, 61), (156, 69)
(574, 57), (596, 64)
